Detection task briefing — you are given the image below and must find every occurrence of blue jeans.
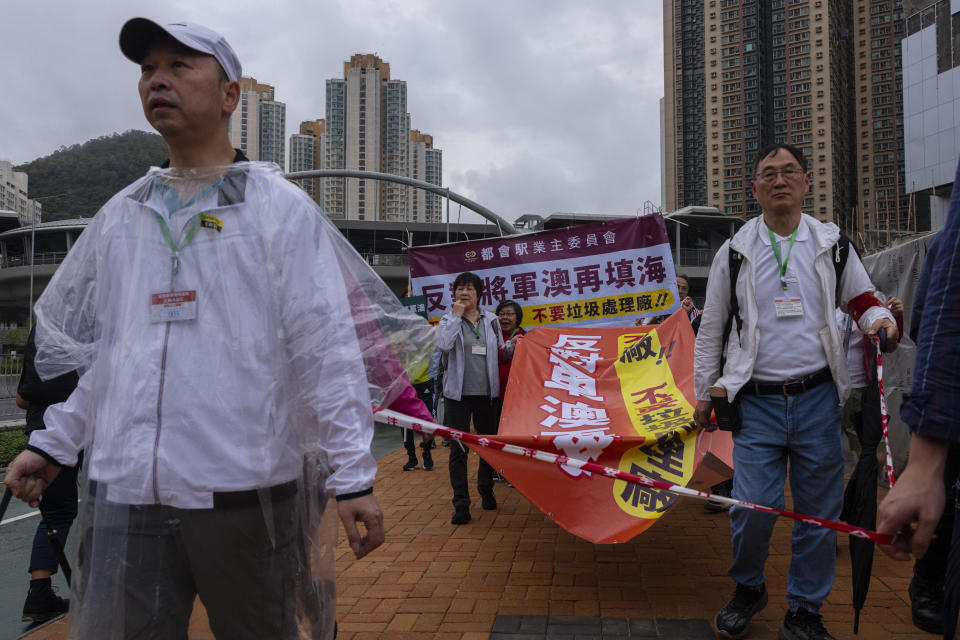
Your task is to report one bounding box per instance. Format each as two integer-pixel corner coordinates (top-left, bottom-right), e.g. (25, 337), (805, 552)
(729, 380), (843, 612)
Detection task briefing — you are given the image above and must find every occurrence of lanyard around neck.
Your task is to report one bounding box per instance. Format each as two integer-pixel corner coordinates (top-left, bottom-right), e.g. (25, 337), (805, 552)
(154, 214), (202, 277)
(768, 226), (799, 292)
(462, 314), (483, 341)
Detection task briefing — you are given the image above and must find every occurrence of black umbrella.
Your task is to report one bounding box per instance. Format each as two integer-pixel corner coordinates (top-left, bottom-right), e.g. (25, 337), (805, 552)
(0, 487), (11, 523)
(38, 498), (72, 586)
(1, 487), (72, 586)
(840, 329), (886, 634)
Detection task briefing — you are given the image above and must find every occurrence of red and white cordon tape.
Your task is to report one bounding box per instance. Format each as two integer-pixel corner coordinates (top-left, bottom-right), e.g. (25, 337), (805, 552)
(875, 336), (897, 489)
(373, 407), (893, 545)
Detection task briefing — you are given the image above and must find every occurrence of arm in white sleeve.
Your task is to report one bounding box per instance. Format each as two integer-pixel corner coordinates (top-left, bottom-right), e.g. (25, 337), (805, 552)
(28, 367), (95, 467)
(693, 243), (733, 401)
(279, 210), (377, 496)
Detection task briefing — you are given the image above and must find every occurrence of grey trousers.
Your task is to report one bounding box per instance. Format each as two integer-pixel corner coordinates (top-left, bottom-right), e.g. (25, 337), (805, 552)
(70, 489), (301, 640)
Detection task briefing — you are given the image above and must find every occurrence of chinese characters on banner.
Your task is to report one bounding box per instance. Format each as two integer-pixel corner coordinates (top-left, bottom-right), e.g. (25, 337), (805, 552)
(472, 312), (733, 544)
(408, 216), (680, 327)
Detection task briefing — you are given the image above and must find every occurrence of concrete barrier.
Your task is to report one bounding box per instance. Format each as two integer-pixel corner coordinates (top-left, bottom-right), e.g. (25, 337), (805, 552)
(0, 420), (25, 433)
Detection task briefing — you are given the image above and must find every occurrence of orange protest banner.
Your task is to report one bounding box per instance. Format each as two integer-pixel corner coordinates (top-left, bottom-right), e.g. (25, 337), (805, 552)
(482, 310), (733, 543)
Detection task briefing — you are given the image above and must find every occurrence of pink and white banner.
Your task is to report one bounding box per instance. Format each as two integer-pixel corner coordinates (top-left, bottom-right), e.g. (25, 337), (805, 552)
(408, 216), (680, 327)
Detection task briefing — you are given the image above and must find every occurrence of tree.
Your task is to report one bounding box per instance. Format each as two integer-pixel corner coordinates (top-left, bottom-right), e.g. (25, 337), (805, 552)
(15, 130), (169, 221)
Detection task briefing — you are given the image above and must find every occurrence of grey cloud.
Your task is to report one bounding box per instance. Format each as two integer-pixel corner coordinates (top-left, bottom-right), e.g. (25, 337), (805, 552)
(1, 0), (664, 223)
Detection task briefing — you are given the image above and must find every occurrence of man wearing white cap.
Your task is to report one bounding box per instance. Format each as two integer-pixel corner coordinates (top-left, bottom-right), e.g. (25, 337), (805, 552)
(4, 18), (387, 639)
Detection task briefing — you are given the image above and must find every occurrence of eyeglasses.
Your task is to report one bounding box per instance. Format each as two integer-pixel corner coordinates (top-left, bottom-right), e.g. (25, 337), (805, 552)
(498, 311), (517, 317)
(754, 167), (805, 183)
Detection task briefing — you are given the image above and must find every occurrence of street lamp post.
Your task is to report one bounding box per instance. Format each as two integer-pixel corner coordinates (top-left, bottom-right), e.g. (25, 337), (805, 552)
(384, 232), (414, 295)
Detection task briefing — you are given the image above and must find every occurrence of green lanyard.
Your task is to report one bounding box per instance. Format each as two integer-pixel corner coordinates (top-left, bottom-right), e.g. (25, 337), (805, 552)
(768, 226), (799, 292)
(462, 315), (483, 342)
(155, 214), (202, 277)
(152, 176), (223, 277)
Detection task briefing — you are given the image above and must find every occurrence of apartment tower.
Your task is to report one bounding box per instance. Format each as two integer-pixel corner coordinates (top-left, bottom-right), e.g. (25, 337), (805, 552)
(290, 119), (326, 204)
(229, 77), (287, 167)
(409, 129), (443, 223)
(664, 0), (905, 239)
(322, 54), (441, 221)
(663, 0), (707, 212)
(853, 1), (907, 248)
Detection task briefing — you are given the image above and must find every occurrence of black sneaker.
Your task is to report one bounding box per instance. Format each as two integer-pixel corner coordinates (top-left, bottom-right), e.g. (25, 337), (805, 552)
(22, 578), (68, 623)
(451, 507), (471, 525)
(779, 608), (836, 640)
(480, 490), (497, 511)
(421, 444), (434, 471)
(715, 583), (767, 639)
(909, 574), (944, 634)
(402, 454), (418, 471)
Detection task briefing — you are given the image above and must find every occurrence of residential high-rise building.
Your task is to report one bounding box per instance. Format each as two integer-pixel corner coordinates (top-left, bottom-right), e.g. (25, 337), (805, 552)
(229, 77), (286, 167)
(292, 119), (326, 205)
(409, 129), (442, 222)
(0, 161), (41, 225)
(259, 101), (286, 168)
(289, 134), (317, 199)
(663, 0), (707, 212)
(854, 1), (907, 249)
(322, 54), (441, 222)
(663, 0), (906, 243)
(381, 79), (409, 221)
(323, 79), (347, 218)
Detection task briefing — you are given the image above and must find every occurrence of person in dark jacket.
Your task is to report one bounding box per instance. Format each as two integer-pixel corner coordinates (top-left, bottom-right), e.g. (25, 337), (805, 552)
(15, 326), (80, 623)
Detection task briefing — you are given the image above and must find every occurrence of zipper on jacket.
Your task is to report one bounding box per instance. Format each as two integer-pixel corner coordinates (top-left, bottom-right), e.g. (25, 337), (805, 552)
(153, 321), (172, 504)
(151, 210), (204, 505)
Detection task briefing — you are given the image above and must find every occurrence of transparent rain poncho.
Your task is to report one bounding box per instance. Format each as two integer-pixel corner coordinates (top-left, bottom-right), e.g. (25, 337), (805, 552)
(29, 162), (436, 639)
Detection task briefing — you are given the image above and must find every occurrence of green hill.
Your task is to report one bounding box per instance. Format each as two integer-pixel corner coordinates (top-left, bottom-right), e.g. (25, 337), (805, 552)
(15, 130), (169, 221)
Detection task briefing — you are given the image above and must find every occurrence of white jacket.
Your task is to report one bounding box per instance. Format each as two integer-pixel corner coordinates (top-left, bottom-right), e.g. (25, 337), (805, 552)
(693, 214), (893, 405)
(30, 163), (377, 508)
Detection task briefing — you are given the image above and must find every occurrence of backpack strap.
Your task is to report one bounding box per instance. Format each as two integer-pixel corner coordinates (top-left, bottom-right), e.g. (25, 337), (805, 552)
(832, 233), (853, 306)
(721, 246), (744, 362)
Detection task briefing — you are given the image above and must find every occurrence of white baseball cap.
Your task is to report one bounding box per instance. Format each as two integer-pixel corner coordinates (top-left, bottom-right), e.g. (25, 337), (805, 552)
(119, 18), (242, 83)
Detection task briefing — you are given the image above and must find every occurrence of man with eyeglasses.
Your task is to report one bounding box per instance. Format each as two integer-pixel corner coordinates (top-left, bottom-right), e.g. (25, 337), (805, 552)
(693, 143), (899, 640)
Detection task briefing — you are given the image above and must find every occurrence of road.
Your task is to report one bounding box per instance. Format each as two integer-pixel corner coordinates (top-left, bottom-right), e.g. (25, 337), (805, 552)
(0, 398), (24, 422)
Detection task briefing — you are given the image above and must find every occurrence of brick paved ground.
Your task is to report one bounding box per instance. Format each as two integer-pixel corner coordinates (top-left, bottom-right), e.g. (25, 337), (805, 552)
(23, 446), (930, 640)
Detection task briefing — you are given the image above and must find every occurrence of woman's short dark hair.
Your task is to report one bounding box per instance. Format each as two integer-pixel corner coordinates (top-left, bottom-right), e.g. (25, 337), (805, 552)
(453, 272), (483, 297)
(496, 299), (523, 324)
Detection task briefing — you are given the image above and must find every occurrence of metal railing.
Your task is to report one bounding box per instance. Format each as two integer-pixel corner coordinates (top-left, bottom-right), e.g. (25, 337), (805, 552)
(676, 248), (715, 267)
(0, 251), (69, 269)
(0, 357), (22, 399)
(363, 253), (409, 266)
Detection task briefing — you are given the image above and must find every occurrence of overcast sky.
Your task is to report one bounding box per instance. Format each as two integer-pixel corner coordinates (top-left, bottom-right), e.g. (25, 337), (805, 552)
(1, 0), (664, 224)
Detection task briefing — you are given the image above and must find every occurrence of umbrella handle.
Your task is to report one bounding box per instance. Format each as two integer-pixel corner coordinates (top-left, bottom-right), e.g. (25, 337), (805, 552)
(38, 498), (73, 586)
(878, 327), (887, 353)
(0, 488), (11, 523)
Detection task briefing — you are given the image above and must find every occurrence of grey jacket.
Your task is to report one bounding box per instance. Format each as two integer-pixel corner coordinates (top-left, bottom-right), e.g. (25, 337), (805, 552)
(438, 310), (507, 401)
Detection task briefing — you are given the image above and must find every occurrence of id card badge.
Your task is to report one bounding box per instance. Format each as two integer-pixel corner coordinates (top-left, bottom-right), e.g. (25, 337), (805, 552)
(774, 297), (804, 318)
(151, 290), (197, 322)
(471, 344), (487, 356)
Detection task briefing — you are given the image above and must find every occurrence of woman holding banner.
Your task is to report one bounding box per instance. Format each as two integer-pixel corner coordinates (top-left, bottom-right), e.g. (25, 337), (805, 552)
(438, 273), (513, 525)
